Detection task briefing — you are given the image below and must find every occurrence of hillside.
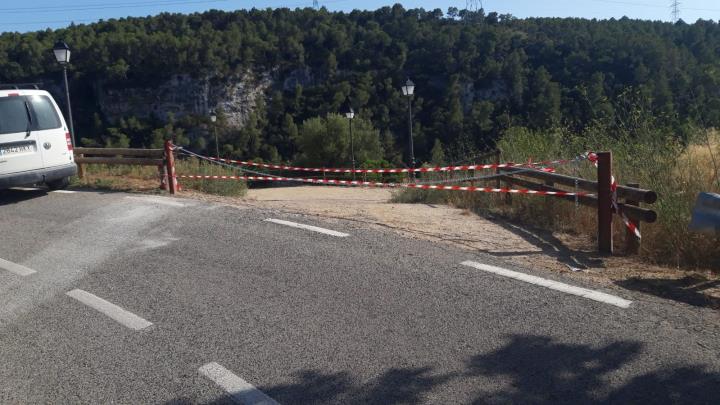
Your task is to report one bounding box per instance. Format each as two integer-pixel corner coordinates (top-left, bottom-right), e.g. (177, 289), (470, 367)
(2, 6), (720, 165)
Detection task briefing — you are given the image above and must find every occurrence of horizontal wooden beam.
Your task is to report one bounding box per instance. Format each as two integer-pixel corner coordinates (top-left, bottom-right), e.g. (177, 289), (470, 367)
(501, 167), (657, 204)
(75, 157), (164, 166)
(74, 147), (164, 158)
(499, 175), (657, 223)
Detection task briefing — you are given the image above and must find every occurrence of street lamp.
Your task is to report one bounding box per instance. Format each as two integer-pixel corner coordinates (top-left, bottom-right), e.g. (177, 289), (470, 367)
(342, 97), (356, 179)
(53, 41), (75, 148)
(401, 78), (416, 178)
(210, 111), (219, 159)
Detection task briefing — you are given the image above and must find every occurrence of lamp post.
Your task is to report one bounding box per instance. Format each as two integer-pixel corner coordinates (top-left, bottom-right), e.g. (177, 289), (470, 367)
(342, 97), (356, 180)
(401, 78), (415, 178)
(210, 111), (219, 159)
(53, 41), (75, 148)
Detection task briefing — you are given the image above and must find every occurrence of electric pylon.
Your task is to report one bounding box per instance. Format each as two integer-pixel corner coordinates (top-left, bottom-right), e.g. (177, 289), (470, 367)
(670, 1), (680, 23)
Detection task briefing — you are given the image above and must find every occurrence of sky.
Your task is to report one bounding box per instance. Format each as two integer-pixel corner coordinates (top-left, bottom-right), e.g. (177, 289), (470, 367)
(1, 0), (719, 33)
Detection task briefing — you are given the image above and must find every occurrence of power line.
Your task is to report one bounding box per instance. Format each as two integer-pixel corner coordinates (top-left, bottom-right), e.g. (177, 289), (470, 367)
(2, 18), (96, 26)
(589, 0), (720, 12)
(1, 0), (351, 27)
(0, 0), (232, 14)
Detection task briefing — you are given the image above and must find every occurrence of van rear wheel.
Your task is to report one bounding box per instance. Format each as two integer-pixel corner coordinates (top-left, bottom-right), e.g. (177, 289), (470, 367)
(46, 177), (70, 190)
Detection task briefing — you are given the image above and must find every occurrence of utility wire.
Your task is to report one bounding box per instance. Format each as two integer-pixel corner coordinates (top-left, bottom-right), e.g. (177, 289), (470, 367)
(0, 0), (232, 13)
(589, 0), (720, 12)
(1, 0), (350, 26)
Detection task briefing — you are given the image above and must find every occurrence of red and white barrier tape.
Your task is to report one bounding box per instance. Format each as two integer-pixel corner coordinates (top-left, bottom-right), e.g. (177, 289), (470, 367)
(177, 174), (590, 197)
(204, 156), (575, 174)
(587, 153), (641, 239)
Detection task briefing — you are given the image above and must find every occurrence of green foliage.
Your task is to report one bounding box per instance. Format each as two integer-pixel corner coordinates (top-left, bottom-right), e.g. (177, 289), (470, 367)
(294, 114), (383, 167)
(4, 9), (720, 167)
(431, 138), (446, 165)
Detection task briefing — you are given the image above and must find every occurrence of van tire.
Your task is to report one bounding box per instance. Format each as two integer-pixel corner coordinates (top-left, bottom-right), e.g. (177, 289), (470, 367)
(46, 177), (70, 190)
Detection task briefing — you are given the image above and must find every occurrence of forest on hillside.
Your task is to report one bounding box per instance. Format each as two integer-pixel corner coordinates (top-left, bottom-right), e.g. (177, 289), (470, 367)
(2, 5), (720, 166)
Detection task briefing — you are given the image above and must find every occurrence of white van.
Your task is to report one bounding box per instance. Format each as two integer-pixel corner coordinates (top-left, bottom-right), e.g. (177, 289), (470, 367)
(0, 86), (77, 190)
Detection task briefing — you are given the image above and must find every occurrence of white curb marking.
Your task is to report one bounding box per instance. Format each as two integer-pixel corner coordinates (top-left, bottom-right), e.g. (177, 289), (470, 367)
(265, 218), (349, 237)
(199, 362), (279, 405)
(461, 261), (632, 308)
(66, 289), (153, 330)
(0, 257), (37, 276)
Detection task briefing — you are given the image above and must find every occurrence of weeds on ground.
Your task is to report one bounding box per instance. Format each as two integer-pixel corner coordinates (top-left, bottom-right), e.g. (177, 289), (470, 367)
(174, 158), (247, 197)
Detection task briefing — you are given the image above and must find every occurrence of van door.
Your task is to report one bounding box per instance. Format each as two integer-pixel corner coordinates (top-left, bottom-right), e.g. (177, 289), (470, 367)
(28, 95), (72, 168)
(0, 95), (44, 175)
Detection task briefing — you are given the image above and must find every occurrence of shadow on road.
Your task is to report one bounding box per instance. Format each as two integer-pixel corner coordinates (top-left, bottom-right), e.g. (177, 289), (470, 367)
(465, 334), (719, 404)
(482, 218), (720, 310)
(165, 334), (720, 404)
(488, 218), (605, 271)
(0, 188), (47, 206)
(617, 276), (720, 309)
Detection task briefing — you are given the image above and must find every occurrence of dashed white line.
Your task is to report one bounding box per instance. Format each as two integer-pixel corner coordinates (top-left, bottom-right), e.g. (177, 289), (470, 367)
(0, 257), (37, 276)
(51, 190), (77, 194)
(199, 362), (279, 405)
(66, 289), (153, 330)
(265, 218), (349, 237)
(461, 261), (632, 308)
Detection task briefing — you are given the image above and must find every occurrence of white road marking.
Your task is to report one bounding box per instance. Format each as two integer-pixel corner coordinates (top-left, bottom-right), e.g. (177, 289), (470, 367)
(265, 218), (349, 237)
(461, 261), (632, 308)
(11, 187), (41, 191)
(51, 190), (77, 194)
(199, 362), (279, 405)
(125, 195), (187, 207)
(66, 289), (153, 330)
(0, 257), (37, 276)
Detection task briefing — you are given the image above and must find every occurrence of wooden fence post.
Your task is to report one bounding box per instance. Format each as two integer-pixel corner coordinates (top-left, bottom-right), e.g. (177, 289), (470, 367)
(597, 151), (613, 254)
(625, 182), (641, 255)
(159, 165), (168, 190)
(164, 140), (176, 195)
(77, 154), (85, 179)
(495, 150), (501, 189)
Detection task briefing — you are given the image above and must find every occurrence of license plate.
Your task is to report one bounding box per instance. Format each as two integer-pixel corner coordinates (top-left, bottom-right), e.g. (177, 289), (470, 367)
(0, 144), (34, 156)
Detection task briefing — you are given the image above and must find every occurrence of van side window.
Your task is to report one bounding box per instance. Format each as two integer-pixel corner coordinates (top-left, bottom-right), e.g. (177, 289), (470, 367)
(0, 97), (30, 135)
(28, 95), (61, 131)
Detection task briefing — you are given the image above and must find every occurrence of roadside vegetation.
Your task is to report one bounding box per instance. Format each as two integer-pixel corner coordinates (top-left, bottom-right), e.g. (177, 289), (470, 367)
(393, 112), (720, 270)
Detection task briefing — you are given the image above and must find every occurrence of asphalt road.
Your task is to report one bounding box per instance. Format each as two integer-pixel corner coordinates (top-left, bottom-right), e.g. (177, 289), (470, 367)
(1, 188), (719, 404)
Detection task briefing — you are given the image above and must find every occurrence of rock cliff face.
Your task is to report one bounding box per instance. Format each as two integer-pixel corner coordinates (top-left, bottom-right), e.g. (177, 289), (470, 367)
(96, 72), (271, 129)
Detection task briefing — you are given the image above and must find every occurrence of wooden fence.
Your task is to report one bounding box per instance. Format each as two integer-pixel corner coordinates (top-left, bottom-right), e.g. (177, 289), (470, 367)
(73, 141), (177, 193)
(72, 144), (656, 255)
(496, 151), (657, 255)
